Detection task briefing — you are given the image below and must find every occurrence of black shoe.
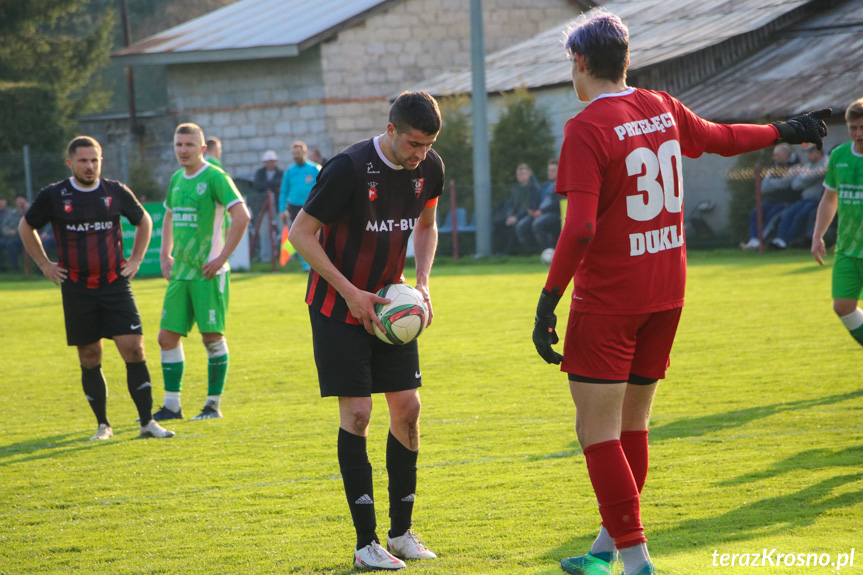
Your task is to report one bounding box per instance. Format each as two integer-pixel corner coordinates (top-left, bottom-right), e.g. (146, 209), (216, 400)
(152, 405), (184, 421)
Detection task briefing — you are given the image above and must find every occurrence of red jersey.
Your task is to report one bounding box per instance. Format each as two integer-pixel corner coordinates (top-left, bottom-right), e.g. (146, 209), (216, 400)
(552, 88), (777, 314)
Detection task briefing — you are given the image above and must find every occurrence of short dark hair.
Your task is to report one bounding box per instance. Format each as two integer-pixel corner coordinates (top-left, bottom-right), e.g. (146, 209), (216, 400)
(67, 136), (101, 158)
(389, 91), (441, 136)
(206, 137), (221, 148)
(564, 9), (629, 83)
(846, 98), (863, 123)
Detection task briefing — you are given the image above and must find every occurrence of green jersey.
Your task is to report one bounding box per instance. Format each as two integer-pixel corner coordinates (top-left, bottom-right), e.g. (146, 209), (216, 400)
(165, 163), (243, 280)
(825, 142), (863, 258)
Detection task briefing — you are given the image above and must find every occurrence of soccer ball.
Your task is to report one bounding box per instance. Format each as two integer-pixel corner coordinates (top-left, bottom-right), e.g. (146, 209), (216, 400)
(373, 284), (428, 345)
(541, 248), (555, 265)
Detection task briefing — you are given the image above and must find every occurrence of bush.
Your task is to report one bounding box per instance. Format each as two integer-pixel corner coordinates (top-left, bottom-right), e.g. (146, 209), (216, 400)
(128, 161), (163, 203)
(434, 96), (474, 218)
(0, 83), (64, 154)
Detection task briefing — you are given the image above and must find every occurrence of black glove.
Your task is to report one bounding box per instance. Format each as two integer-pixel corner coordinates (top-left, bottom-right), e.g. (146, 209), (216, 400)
(533, 288), (563, 365)
(772, 108), (831, 150)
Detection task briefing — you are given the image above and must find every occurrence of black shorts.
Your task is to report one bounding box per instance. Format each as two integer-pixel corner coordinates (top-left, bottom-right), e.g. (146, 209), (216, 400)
(61, 279), (143, 346)
(309, 306), (422, 398)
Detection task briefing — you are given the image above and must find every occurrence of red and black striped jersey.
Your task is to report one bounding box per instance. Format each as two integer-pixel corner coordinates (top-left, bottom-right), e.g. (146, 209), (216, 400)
(25, 178), (145, 290)
(304, 137), (444, 324)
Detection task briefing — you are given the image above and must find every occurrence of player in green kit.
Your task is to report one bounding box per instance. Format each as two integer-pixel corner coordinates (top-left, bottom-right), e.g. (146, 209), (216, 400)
(154, 123), (251, 421)
(812, 98), (863, 347)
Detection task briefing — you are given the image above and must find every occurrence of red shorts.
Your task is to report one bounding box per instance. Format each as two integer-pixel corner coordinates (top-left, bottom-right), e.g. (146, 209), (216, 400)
(561, 307), (683, 382)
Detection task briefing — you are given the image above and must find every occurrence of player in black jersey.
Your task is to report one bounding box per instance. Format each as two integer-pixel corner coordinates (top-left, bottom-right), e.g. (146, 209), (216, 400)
(18, 136), (174, 440)
(290, 92), (444, 570)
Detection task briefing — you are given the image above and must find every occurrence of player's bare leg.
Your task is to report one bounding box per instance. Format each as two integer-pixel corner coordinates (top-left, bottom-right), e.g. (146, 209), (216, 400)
(383, 389), (435, 560)
(833, 298), (863, 347)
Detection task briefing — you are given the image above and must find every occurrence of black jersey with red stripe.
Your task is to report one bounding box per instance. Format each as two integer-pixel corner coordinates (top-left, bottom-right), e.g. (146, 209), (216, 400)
(303, 136), (444, 324)
(25, 178), (145, 290)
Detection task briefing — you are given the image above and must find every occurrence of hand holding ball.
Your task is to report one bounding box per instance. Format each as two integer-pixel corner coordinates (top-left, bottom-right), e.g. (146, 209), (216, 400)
(373, 284), (429, 345)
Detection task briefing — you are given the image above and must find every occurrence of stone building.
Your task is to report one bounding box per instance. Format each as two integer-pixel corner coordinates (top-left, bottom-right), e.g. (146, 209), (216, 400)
(90, 0), (586, 187)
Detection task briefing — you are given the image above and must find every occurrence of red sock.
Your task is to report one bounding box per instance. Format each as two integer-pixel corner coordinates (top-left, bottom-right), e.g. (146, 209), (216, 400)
(620, 430), (649, 494)
(583, 439), (646, 549)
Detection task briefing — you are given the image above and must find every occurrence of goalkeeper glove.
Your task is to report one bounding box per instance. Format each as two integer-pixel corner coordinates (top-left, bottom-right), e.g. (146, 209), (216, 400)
(772, 108), (831, 150)
(533, 289), (563, 365)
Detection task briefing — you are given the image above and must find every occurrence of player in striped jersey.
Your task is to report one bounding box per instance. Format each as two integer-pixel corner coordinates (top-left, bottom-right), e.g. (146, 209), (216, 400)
(290, 91), (444, 571)
(18, 136), (174, 440)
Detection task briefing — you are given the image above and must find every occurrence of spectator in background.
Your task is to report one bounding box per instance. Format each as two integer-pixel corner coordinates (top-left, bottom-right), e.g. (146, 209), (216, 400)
(740, 144), (800, 249)
(308, 147), (327, 166)
(253, 150), (283, 261)
(0, 196), (21, 271)
(530, 159), (562, 251)
(279, 141), (321, 272)
(771, 146), (828, 249)
(504, 163), (540, 254)
(205, 137), (223, 169)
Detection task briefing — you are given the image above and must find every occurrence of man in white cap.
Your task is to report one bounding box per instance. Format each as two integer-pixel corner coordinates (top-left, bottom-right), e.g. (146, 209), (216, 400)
(253, 150), (283, 261)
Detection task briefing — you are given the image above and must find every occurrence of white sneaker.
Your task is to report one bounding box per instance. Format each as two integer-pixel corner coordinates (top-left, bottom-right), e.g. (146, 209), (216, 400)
(140, 419), (175, 439)
(90, 424), (113, 440)
(739, 238), (760, 250)
(387, 529), (437, 560)
(353, 541), (406, 570)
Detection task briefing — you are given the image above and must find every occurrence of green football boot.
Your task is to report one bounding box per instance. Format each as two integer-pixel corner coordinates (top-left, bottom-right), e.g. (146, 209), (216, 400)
(560, 551), (615, 575)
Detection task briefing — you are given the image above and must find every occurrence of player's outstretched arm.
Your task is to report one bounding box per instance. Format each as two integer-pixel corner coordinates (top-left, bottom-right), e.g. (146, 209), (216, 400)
(201, 201), (250, 279)
(772, 109), (832, 150)
(288, 209), (390, 335)
(18, 218), (66, 285)
(811, 189), (838, 266)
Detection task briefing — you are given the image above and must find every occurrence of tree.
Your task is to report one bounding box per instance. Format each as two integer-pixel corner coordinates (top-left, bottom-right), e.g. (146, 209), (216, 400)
(433, 96), (474, 216)
(489, 87), (554, 206)
(0, 0), (113, 152)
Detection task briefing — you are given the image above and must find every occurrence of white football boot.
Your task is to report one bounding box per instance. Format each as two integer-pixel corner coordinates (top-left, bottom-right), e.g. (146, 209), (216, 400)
(140, 419), (176, 439)
(353, 541), (406, 570)
(90, 424), (113, 440)
(387, 529), (437, 560)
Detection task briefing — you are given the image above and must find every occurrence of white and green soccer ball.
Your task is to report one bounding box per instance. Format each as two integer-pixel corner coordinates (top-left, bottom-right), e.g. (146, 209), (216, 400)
(373, 284), (428, 345)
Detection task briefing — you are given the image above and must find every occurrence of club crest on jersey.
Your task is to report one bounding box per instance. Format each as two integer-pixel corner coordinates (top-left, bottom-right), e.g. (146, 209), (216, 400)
(196, 183), (207, 196)
(412, 178), (424, 197)
(102, 196), (112, 208)
(368, 181), (378, 201)
(63, 200), (73, 213)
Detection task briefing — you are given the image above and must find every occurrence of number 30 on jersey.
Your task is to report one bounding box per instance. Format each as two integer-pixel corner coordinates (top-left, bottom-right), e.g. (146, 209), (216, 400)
(625, 140), (683, 221)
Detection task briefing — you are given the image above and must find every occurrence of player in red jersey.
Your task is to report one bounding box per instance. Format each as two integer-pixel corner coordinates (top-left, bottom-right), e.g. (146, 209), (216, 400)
(531, 10), (829, 575)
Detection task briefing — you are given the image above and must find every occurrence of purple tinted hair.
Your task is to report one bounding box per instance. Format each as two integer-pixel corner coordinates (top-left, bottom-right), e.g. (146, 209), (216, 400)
(563, 9), (629, 82)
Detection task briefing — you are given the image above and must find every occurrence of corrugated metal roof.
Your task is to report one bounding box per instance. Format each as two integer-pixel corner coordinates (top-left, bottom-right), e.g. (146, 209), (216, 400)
(678, 0), (863, 120)
(112, 0), (398, 65)
(411, 0), (812, 96)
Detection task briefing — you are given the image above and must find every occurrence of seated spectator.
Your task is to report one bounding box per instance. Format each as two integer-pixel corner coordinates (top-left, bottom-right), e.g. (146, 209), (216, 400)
(0, 196), (23, 271)
(740, 144), (800, 249)
(771, 146), (828, 249)
(504, 163), (540, 254)
(529, 159), (561, 250)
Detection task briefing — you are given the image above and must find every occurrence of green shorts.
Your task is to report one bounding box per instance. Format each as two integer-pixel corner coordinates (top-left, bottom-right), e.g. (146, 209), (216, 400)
(160, 272), (230, 336)
(832, 252), (863, 300)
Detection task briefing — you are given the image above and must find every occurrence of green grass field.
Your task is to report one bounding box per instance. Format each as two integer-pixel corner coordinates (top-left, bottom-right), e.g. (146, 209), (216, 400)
(1, 251), (861, 574)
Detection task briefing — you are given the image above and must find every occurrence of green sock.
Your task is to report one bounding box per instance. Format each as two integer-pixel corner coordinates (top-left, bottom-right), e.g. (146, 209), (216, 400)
(205, 339), (229, 396)
(850, 324), (863, 347)
(161, 344), (185, 393)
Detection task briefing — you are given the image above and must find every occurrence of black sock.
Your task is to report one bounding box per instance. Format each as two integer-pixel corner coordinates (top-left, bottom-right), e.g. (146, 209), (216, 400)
(338, 428), (377, 548)
(126, 361), (153, 425)
(387, 430), (418, 539)
(81, 364), (109, 427)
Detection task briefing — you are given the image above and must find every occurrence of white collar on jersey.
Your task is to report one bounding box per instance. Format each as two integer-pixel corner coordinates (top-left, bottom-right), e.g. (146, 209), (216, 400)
(70, 178), (101, 192)
(373, 136), (404, 171)
(183, 162), (211, 180)
(592, 87), (635, 103)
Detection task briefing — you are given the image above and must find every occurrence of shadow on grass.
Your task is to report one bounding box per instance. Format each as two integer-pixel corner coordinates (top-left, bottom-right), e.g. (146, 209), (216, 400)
(541, 473), (862, 571)
(0, 431), (105, 465)
(719, 444), (863, 486)
(650, 389), (863, 443)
